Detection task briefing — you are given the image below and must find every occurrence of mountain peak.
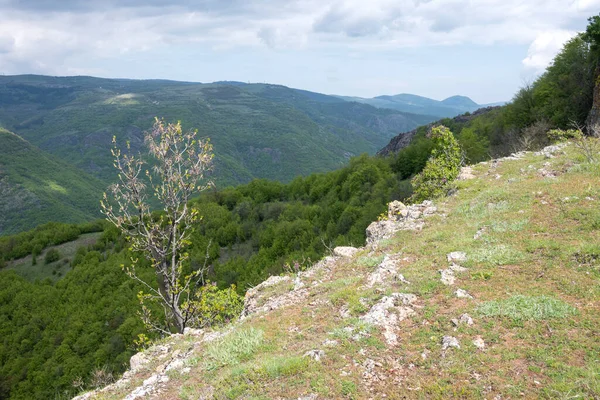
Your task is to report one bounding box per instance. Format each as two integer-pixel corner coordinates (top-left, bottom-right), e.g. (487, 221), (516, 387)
(441, 95), (478, 107)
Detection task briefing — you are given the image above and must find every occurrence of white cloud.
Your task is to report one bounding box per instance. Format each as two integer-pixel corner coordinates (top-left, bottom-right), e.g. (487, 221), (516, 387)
(0, 0), (596, 101)
(522, 30), (577, 72)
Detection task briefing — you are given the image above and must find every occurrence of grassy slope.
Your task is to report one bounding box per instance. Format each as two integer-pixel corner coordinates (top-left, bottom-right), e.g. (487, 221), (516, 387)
(0, 75), (433, 187)
(5, 232), (102, 282)
(89, 142), (599, 399)
(0, 128), (104, 235)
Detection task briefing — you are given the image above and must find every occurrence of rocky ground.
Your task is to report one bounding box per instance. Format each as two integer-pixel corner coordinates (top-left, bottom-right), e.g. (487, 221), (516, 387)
(75, 141), (600, 399)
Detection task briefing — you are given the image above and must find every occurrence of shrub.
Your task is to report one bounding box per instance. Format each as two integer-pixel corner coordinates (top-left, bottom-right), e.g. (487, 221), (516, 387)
(410, 125), (462, 203)
(548, 126), (599, 163)
(44, 249), (60, 264)
(183, 283), (244, 329)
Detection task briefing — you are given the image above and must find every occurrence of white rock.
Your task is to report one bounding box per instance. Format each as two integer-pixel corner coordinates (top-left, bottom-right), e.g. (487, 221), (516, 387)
(388, 200), (408, 220)
(407, 209), (422, 219)
(360, 293), (417, 345)
(333, 246), (359, 258)
(459, 313), (474, 325)
(298, 395), (318, 400)
(183, 327), (203, 336)
(447, 252), (467, 264)
(423, 206), (438, 216)
(439, 269), (456, 285)
(448, 263), (468, 272)
(473, 336), (485, 350)
(303, 349), (325, 362)
(293, 276), (305, 290)
(129, 352), (150, 372)
(458, 166), (475, 180)
(441, 336), (460, 350)
(473, 227), (487, 240)
(367, 255), (410, 288)
(455, 289), (473, 299)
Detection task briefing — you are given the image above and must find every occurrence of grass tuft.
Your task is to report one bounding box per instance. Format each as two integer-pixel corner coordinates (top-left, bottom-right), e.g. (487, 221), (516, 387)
(204, 328), (264, 370)
(477, 295), (577, 321)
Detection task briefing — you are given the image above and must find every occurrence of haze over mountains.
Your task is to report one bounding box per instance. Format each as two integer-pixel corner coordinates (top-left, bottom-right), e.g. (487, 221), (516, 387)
(336, 93), (505, 118)
(0, 74), (500, 234)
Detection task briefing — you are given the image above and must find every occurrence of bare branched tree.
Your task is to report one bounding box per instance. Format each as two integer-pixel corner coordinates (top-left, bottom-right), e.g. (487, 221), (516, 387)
(101, 118), (213, 334)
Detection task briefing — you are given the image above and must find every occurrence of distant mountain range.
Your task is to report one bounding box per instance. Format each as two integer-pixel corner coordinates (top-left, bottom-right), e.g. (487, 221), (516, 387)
(336, 93), (505, 118)
(0, 75), (438, 234)
(0, 74), (505, 234)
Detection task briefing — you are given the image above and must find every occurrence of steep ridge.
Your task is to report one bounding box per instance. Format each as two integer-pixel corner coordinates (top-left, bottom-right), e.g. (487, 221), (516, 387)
(377, 106), (500, 157)
(0, 128), (104, 235)
(75, 141), (600, 399)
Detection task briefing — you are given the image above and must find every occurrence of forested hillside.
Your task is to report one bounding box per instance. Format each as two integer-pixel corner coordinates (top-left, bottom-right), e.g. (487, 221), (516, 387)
(0, 129), (104, 234)
(0, 76), (433, 187)
(381, 18), (600, 164)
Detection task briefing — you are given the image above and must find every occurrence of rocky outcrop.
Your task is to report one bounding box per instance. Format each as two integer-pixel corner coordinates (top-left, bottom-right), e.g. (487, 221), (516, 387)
(587, 66), (600, 129)
(366, 200), (437, 244)
(377, 106), (500, 156)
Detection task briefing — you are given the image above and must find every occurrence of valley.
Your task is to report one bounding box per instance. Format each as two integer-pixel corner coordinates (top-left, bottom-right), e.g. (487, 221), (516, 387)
(0, 10), (599, 400)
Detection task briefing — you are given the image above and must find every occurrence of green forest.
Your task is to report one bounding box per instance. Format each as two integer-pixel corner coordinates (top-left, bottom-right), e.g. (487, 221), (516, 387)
(0, 14), (599, 400)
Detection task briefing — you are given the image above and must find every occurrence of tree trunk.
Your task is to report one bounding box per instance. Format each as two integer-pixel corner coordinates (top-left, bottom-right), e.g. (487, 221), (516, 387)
(155, 262), (185, 333)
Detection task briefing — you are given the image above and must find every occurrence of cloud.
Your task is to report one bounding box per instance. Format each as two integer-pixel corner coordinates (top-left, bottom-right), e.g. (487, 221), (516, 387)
(0, 0), (596, 88)
(522, 30), (577, 71)
(0, 34), (14, 53)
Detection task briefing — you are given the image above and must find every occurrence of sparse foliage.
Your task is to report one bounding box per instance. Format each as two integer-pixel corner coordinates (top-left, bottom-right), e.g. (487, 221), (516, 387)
(101, 118), (214, 334)
(409, 125), (462, 203)
(548, 125), (600, 163)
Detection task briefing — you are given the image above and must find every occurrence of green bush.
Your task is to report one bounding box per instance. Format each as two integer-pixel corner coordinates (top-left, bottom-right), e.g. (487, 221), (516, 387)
(409, 125), (462, 203)
(44, 249), (60, 264)
(183, 283), (244, 328)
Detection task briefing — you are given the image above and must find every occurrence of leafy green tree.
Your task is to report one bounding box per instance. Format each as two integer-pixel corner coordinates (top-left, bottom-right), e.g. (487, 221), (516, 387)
(409, 126), (462, 203)
(583, 14), (600, 62)
(533, 35), (594, 127)
(457, 127), (489, 163)
(101, 118), (214, 334)
(44, 248), (60, 264)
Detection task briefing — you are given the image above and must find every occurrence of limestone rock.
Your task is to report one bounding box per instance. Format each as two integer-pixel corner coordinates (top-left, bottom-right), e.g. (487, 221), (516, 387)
(298, 395), (318, 400)
(458, 166), (475, 180)
(459, 313), (474, 325)
(303, 349), (325, 362)
(534, 143), (567, 159)
(447, 251), (467, 264)
(366, 201), (435, 244)
(473, 336), (485, 350)
(449, 263), (468, 272)
(129, 352), (150, 372)
(183, 327), (203, 336)
(455, 289), (473, 299)
(441, 336), (460, 350)
(360, 293), (417, 345)
(367, 255), (410, 288)
(333, 246), (359, 258)
(439, 269), (456, 285)
(387, 200), (408, 220)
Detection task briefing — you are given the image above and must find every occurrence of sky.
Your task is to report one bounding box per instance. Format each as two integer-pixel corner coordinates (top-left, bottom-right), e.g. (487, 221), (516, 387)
(0, 0), (598, 104)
